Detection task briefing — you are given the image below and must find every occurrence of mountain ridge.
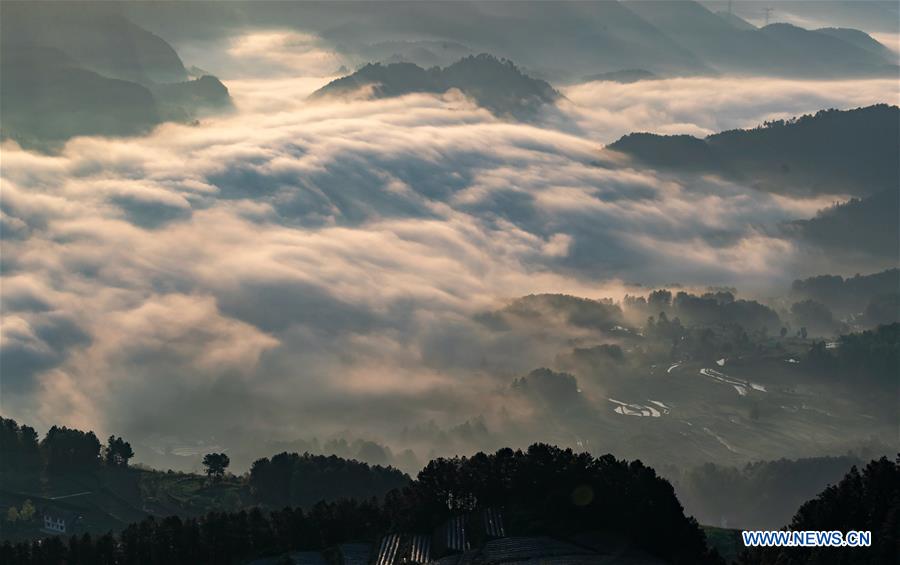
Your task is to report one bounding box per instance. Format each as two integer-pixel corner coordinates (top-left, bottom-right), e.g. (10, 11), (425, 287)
(311, 54), (562, 119)
(607, 104), (900, 197)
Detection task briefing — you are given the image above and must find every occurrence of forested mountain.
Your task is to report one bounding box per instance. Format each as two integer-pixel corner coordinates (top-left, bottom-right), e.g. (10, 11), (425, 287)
(623, 289), (781, 333)
(1, 2), (187, 85)
(0, 2), (232, 149)
(790, 188), (900, 262)
(814, 27), (897, 60)
(0, 47), (161, 146)
(607, 105), (900, 197)
(312, 54), (561, 119)
(790, 269), (899, 320)
(0, 443), (723, 564)
(624, 2), (896, 77)
(113, 1), (897, 81)
(805, 323), (899, 390)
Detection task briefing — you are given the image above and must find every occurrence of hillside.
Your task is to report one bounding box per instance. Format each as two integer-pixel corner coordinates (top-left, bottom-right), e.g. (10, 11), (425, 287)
(0, 419), (409, 544)
(0, 47), (162, 147)
(115, 1), (898, 80)
(814, 27), (897, 60)
(1, 442), (724, 564)
(624, 1), (896, 77)
(150, 75), (234, 121)
(790, 188), (900, 262)
(0, 5), (232, 148)
(790, 269), (900, 319)
(0, 2), (187, 85)
(607, 105), (900, 197)
(312, 54), (561, 119)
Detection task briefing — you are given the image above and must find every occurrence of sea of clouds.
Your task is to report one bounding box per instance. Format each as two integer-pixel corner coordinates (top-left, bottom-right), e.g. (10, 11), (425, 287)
(1, 30), (896, 469)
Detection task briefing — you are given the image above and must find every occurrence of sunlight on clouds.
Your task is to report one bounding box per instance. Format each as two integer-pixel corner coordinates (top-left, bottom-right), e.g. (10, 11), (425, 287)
(1, 67), (892, 456)
(228, 30), (347, 77)
(562, 77), (899, 144)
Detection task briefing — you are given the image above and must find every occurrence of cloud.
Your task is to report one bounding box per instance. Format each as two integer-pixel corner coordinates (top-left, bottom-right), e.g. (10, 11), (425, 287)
(1, 46), (895, 470)
(560, 76), (899, 143)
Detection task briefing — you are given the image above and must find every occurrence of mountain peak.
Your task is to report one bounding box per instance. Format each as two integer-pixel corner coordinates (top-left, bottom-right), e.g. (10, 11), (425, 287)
(311, 54), (560, 119)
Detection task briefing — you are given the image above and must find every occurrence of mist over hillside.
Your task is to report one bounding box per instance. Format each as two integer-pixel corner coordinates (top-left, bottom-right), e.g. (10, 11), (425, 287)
(0, 2), (897, 560)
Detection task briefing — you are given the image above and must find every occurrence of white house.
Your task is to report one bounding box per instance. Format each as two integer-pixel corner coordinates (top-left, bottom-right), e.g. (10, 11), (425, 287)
(42, 509), (77, 534)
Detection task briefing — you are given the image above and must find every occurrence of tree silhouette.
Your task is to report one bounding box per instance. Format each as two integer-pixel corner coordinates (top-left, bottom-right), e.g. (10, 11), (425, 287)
(202, 453), (230, 481)
(40, 425), (102, 474)
(0, 444), (725, 565)
(105, 435), (135, 468)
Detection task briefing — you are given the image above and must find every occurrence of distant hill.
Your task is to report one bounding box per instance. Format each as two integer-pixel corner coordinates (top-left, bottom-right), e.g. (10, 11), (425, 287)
(0, 46), (161, 147)
(1, 2), (187, 85)
(583, 69), (657, 83)
(607, 105), (900, 197)
(791, 188), (900, 263)
(715, 11), (757, 31)
(0, 4), (232, 148)
(791, 268), (900, 320)
(100, 1), (899, 81)
(676, 455), (862, 530)
(814, 27), (897, 60)
(312, 54), (561, 119)
(624, 1), (897, 77)
(150, 75), (234, 122)
(366, 39), (475, 69)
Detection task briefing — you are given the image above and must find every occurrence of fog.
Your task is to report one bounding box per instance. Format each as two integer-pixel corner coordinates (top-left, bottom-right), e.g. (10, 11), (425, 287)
(1, 25), (897, 474)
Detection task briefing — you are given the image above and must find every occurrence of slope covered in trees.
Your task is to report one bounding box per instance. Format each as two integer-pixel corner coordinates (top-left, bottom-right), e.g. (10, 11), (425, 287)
(249, 452), (409, 508)
(790, 269), (899, 320)
(0, 47), (162, 147)
(790, 188), (900, 262)
(624, 1), (896, 78)
(311, 54), (561, 119)
(1, 2), (187, 85)
(0, 418), (410, 544)
(0, 2), (232, 149)
(607, 105), (900, 197)
(805, 323), (900, 390)
(0, 444), (723, 564)
(115, 1), (897, 80)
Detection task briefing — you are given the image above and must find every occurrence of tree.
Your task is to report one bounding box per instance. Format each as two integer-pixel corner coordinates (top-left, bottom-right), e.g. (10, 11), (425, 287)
(202, 453), (230, 481)
(105, 436), (135, 468)
(40, 426), (102, 473)
(6, 507), (18, 523)
(19, 500), (35, 521)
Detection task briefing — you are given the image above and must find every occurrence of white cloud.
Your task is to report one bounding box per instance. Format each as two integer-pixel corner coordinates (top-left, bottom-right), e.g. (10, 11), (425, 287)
(1, 54), (894, 467)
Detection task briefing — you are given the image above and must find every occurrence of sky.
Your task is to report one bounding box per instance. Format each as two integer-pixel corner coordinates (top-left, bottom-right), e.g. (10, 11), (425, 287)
(1, 24), (897, 471)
